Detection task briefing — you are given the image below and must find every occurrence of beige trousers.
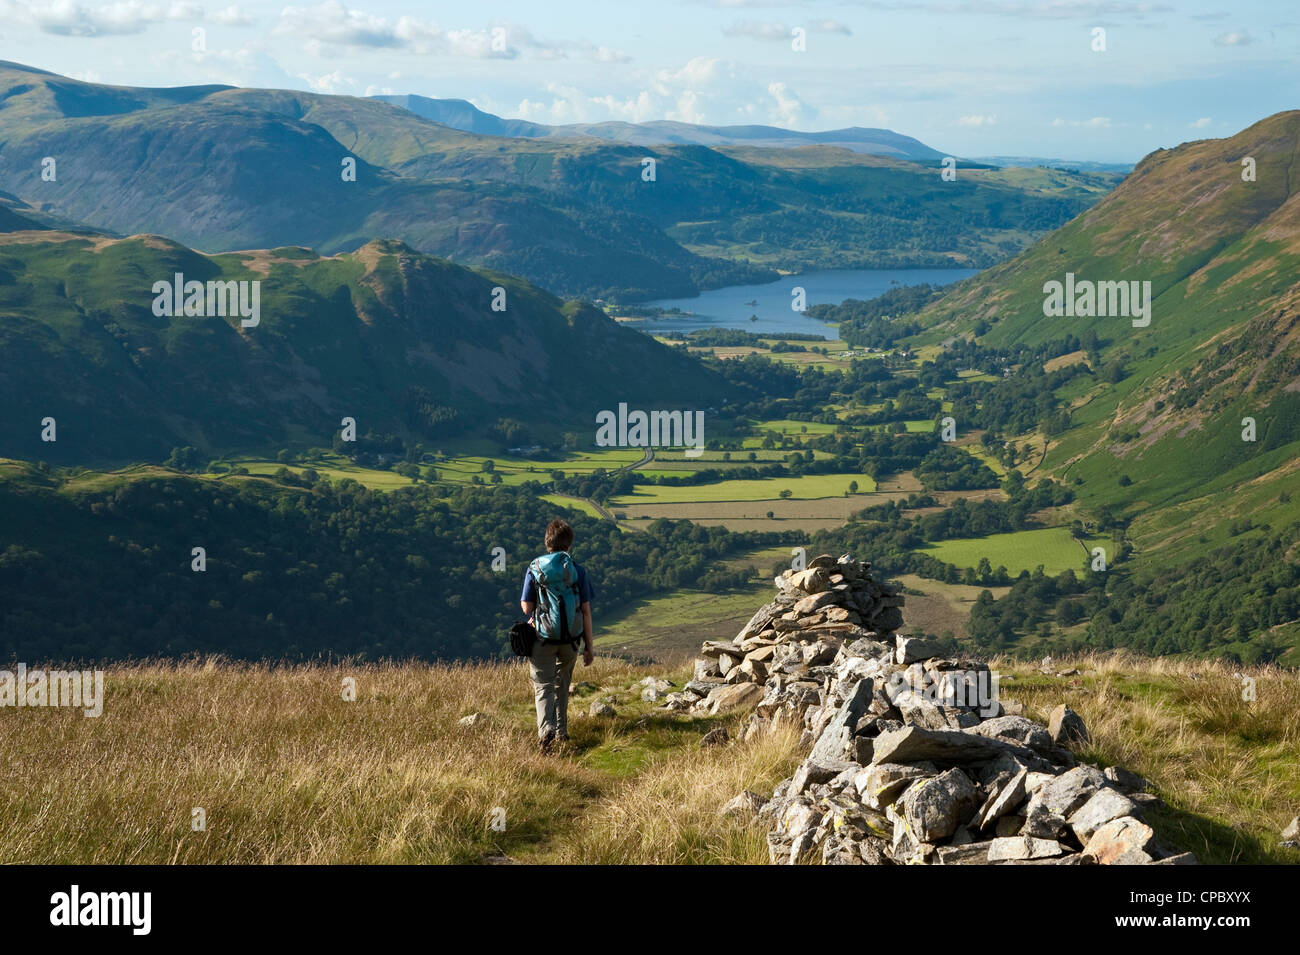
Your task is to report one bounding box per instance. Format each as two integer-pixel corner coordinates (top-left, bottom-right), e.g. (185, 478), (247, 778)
(529, 640), (579, 740)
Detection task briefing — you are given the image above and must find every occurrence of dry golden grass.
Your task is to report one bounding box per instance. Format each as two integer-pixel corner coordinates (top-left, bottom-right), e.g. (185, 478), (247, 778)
(2, 650), (1293, 864)
(991, 651), (1300, 864)
(0, 657), (800, 865)
(549, 722), (802, 864)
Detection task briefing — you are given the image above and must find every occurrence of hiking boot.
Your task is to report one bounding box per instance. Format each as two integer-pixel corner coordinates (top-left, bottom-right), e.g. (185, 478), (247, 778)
(539, 732), (556, 754)
(555, 731), (570, 742)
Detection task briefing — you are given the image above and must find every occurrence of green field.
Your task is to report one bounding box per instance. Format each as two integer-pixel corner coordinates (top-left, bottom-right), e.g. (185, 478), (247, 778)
(209, 456), (413, 490)
(611, 472), (878, 504)
(540, 494), (605, 519)
(961, 444), (1008, 476)
(922, 526), (1112, 576)
(652, 449), (820, 463)
(754, 419), (840, 435)
(631, 469), (696, 480)
(206, 448), (645, 492)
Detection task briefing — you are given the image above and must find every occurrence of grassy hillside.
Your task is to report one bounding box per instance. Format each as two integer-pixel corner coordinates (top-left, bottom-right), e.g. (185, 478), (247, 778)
(0, 230), (731, 463)
(892, 111), (1300, 625)
(0, 653), (1292, 864)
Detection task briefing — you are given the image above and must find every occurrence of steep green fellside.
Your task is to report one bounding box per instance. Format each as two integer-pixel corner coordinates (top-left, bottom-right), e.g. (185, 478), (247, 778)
(0, 230), (734, 464)
(908, 111), (1300, 574)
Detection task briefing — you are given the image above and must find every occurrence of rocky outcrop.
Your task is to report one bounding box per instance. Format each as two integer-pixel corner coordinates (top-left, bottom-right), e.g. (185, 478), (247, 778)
(686, 554), (1193, 866)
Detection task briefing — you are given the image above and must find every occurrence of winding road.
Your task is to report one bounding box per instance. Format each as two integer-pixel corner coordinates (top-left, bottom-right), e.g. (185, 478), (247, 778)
(583, 447), (654, 524)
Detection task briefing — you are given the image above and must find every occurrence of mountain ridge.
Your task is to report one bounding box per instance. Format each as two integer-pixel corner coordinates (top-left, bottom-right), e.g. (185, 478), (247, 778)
(0, 228), (733, 463)
(0, 60), (1114, 300)
(374, 92), (948, 159)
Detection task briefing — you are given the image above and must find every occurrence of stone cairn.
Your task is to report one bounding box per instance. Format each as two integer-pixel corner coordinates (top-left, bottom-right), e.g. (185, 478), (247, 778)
(680, 553), (1195, 865)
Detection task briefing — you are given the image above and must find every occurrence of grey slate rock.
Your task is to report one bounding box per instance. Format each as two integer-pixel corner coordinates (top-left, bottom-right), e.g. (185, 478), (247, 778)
(854, 762), (936, 810)
(1049, 704), (1090, 746)
(1068, 788), (1140, 842)
(1031, 765), (1108, 817)
(1103, 765), (1149, 793)
(898, 767), (981, 843)
(871, 725), (1051, 770)
(974, 768), (1028, 831)
(1084, 816), (1158, 865)
(721, 791), (766, 816)
(988, 836), (1067, 861)
(936, 843), (991, 865)
(967, 715), (1055, 752)
(895, 635), (939, 664)
(809, 677), (874, 765)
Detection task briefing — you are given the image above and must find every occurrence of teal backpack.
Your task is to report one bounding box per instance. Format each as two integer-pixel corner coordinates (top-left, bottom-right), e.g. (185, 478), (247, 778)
(530, 552), (583, 644)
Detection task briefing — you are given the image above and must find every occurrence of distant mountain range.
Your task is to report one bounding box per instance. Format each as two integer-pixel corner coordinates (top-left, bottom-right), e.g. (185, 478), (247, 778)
(971, 156), (1135, 174)
(0, 61), (1116, 301)
(374, 93), (948, 159)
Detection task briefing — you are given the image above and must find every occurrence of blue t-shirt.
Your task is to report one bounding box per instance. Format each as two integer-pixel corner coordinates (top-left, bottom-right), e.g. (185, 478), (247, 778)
(521, 555), (594, 607)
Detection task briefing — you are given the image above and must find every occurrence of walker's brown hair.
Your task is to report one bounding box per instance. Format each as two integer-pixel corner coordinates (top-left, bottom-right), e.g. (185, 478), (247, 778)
(545, 518), (574, 552)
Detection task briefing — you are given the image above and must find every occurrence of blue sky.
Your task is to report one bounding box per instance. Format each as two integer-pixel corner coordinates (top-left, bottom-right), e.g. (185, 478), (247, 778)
(0, 0), (1295, 162)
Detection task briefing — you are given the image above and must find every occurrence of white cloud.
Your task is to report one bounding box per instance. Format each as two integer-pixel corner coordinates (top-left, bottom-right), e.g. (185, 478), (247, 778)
(17, 0), (203, 36)
(297, 69), (353, 94)
(1190, 117), (1211, 128)
(723, 18), (851, 40)
(785, 1), (1175, 20)
(957, 113), (996, 126)
(810, 19), (852, 35)
(1052, 116), (1112, 127)
(723, 20), (789, 40)
(655, 55), (722, 88)
(146, 42), (293, 89)
(274, 2), (438, 51)
(1212, 30), (1253, 47)
(767, 80), (813, 127)
(508, 56), (726, 126)
(208, 4), (251, 26)
(270, 5), (626, 62)
(5, 0), (253, 35)
(501, 22), (631, 62)
(515, 83), (691, 125)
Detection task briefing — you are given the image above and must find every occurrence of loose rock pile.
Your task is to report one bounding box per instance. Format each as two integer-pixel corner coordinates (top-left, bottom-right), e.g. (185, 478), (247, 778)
(688, 554), (1196, 865)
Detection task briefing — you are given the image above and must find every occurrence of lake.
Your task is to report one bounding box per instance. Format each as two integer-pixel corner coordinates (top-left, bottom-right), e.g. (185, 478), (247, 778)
(632, 267), (979, 339)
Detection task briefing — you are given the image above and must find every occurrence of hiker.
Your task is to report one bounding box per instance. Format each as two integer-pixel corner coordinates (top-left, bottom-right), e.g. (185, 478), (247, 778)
(520, 518), (594, 752)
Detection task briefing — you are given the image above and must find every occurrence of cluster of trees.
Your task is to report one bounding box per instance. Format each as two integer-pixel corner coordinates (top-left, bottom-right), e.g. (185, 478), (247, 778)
(932, 336), (1096, 439)
(400, 385), (464, 439)
(913, 446), (1001, 491)
(967, 568), (1092, 651)
(662, 329), (828, 347)
(957, 522), (1300, 663)
(806, 284), (939, 348)
(486, 418), (533, 447)
(844, 393), (943, 426)
(1084, 524), (1300, 662)
(854, 480), (1074, 541)
(0, 476), (766, 663)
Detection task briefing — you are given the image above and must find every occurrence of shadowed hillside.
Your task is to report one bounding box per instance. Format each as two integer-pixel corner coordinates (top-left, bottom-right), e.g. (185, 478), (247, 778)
(0, 230), (732, 463)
